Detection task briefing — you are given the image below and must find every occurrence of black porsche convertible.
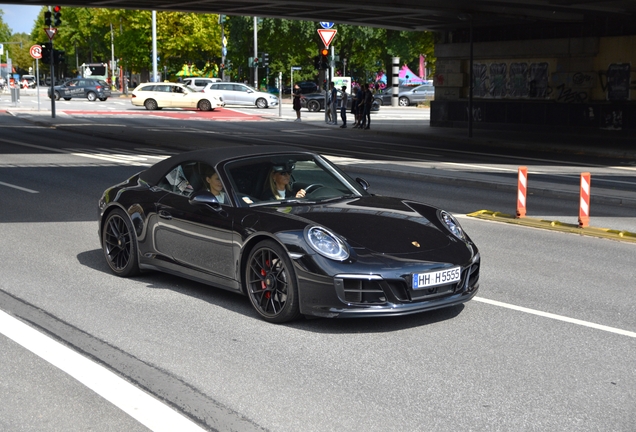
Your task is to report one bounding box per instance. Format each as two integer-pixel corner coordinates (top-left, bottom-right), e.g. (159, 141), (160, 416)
(98, 146), (480, 323)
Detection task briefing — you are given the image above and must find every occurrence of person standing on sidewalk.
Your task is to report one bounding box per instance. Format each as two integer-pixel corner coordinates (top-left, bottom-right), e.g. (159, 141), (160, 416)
(292, 84), (303, 122)
(329, 82), (338, 125)
(362, 83), (372, 130)
(339, 86), (348, 128)
(353, 85), (364, 128)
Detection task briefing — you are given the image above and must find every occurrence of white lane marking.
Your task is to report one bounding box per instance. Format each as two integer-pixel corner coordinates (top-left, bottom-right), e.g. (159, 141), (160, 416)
(474, 297), (636, 338)
(0, 181), (39, 193)
(0, 310), (206, 432)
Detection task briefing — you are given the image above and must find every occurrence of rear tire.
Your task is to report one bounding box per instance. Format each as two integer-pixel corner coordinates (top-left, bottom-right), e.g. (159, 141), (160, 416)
(307, 100), (320, 112)
(102, 208), (140, 277)
(398, 96), (410, 107)
(144, 99), (158, 110)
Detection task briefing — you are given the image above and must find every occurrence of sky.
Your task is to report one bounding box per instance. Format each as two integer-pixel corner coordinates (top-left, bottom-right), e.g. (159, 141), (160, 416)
(0, 4), (42, 34)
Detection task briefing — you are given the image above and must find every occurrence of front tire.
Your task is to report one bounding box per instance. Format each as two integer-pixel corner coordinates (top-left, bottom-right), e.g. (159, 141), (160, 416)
(255, 98), (268, 109)
(102, 208), (140, 277)
(54, 91), (61, 100)
(198, 99), (212, 111)
(245, 240), (301, 323)
(87, 91), (97, 101)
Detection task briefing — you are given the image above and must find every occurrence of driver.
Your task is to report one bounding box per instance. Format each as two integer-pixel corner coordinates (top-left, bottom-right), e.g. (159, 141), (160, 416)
(261, 161), (306, 200)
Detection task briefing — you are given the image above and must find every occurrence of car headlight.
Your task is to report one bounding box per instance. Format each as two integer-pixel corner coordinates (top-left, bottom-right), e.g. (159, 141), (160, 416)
(305, 226), (349, 261)
(440, 211), (466, 240)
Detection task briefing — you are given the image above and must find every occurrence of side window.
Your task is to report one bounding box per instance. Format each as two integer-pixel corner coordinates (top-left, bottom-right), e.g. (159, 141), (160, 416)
(219, 84), (233, 91)
(155, 85), (171, 92)
(157, 162), (206, 197)
(234, 85), (248, 93)
(139, 85), (155, 91)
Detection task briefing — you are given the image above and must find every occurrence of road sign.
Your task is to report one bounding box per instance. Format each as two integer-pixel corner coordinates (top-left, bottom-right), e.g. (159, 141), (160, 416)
(0, 43), (3, 55)
(320, 22), (334, 29)
(292, 66), (302, 70)
(317, 29), (337, 48)
(30, 45), (42, 59)
(45, 28), (58, 40)
(222, 47), (227, 56)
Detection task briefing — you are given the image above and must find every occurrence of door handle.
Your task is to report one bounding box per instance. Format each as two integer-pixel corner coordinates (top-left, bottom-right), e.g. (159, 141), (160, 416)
(158, 210), (172, 220)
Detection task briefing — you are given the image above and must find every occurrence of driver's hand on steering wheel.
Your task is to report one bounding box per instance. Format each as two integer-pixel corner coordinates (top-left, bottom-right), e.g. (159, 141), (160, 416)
(295, 189), (306, 198)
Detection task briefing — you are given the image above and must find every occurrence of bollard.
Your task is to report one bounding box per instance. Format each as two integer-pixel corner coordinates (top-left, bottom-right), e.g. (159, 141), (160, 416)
(579, 172), (591, 228)
(516, 166), (528, 218)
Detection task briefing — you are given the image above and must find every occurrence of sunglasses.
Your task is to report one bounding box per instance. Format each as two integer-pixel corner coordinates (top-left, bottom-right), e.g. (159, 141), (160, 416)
(277, 171), (292, 176)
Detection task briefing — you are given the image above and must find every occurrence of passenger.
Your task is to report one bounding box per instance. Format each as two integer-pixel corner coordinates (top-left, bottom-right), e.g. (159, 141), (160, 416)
(204, 169), (227, 203)
(261, 163), (306, 200)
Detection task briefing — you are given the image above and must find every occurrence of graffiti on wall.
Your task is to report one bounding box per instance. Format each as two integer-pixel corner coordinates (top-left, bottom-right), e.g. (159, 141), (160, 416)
(473, 63), (488, 98)
(605, 63), (630, 101)
(489, 63), (507, 98)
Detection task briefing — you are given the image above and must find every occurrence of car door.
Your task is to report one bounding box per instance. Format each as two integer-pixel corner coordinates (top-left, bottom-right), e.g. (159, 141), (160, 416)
(151, 163), (236, 282)
(232, 84), (253, 105)
(153, 84), (175, 107)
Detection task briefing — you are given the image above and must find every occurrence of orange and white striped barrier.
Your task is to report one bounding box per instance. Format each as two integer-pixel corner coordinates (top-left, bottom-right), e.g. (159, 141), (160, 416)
(579, 172), (591, 228)
(516, 166), (528, 218)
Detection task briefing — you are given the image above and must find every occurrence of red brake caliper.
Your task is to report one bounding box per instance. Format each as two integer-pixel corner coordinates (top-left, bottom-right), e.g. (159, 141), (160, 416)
(261, 259), (271, 299)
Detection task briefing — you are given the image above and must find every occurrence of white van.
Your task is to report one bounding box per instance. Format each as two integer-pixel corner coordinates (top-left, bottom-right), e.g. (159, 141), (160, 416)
(182, 77), (222, 92)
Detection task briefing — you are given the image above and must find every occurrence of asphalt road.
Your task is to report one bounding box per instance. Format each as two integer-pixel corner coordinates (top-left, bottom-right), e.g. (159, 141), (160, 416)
(0, 106), (635, 431)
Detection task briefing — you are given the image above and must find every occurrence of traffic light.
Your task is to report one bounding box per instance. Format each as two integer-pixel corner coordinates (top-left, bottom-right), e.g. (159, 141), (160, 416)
(253, 57), (259, 67)
(41, 42), (52, 63)
(44, 11), (52, 27)
(53, 5), (62, 26)
(54, 50), (65, 64)
(262, 52), (269, 67)
(319, 48), (329, 70)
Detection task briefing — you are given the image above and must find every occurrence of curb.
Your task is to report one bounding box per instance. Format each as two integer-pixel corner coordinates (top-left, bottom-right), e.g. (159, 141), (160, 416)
(467, 210), (636, 243)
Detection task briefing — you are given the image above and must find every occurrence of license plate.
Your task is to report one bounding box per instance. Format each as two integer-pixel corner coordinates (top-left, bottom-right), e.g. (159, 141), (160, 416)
(412, 267), (461, 289)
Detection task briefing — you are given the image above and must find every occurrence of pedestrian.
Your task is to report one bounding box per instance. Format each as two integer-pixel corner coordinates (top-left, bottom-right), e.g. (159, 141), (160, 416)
(350, 85), (359, 127)
(339, 86), (348, 128)
(329, 82), (338, 125)
(362, 83), (373, 130)
(354, 85), (364, 128)
(292, 84), (303, 122)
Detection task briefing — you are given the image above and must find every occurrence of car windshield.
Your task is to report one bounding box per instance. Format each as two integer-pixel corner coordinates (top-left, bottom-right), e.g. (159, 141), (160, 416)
(224, 154), (368, 207)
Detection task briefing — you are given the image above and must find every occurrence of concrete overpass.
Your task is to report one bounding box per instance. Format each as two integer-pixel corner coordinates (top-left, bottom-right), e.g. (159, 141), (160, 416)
(11, 0), (636, 132)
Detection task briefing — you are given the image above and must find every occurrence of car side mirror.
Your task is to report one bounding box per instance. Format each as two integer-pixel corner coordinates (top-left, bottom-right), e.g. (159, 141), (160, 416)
(189, 191), (222, 211)
(356, 177), (370, 191)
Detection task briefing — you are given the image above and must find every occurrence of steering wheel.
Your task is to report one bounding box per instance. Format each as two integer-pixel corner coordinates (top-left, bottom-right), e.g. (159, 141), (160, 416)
(303, 184), (324, 195)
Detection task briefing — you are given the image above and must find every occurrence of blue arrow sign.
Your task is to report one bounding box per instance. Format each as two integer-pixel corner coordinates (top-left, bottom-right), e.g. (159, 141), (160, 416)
(320, 22), (334, 29)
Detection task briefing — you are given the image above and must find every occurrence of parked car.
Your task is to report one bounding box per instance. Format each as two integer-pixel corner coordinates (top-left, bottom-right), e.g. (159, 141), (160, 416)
(375, 85), (435, 106)
(131, 82), (223, 111)
(20, 75), (37, 89)
(182, 77), (222, 92)
(98, 146), (480, 323)
(202, 82), (278, 108)
(301, 90), (380, 112)
(284, 81), (320, 94)
(48, 78), (111, 101)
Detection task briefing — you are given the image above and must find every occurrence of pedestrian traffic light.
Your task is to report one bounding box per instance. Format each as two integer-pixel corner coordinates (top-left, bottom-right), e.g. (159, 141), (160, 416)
(44, 11), (52, 27)
(54, 50), (65, 64)
(53, 5), (62, 26)
(262, 52), (269, 67)
(320, 48), (329, 70)
(254, 57), (259, 67)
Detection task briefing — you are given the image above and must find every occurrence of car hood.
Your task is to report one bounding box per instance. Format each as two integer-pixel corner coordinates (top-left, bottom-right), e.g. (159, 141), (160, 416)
(257, 196), (456, 255)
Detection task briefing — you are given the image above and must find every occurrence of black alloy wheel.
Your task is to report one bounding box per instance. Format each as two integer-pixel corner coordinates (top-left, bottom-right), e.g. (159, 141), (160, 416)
(245, 240), (301, 323)
(102, 208), (140, 277)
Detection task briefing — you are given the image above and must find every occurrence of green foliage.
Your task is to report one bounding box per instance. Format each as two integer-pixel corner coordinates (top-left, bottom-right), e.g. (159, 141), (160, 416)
(0, 9), (12, 42)
(3, 7), (436, 83)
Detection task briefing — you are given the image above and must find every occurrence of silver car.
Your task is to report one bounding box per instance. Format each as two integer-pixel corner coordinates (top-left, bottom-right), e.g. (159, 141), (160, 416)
(374, 85), (435, 106)
(202, 82), (279, 108)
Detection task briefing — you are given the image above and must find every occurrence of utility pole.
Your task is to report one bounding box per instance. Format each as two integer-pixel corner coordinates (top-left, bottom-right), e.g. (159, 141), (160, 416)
(253, 16), (258, 88)
(152, 11), (157, 82)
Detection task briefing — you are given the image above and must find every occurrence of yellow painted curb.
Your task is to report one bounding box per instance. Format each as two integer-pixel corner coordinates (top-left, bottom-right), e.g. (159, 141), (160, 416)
(467, 210), (636, 243)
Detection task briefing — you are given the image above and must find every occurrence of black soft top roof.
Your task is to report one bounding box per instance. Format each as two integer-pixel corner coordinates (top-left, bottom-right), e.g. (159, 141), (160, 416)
(139, 145), (308, 185)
